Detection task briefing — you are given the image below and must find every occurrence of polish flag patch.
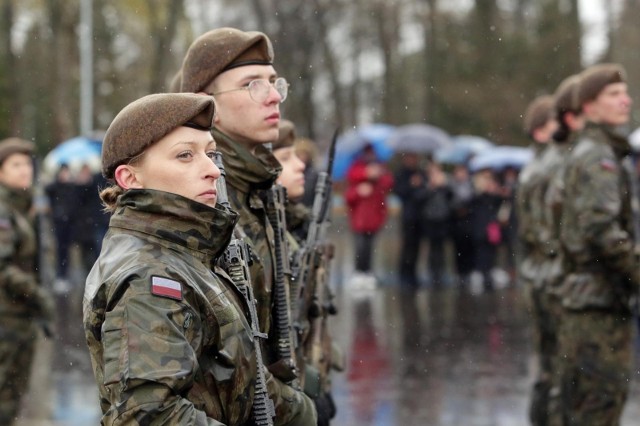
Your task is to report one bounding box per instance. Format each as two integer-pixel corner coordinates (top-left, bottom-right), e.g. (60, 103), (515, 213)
(151, 276), (183, 301)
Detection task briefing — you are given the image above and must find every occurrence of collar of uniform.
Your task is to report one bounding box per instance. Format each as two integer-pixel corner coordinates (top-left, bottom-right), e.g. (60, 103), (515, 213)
(213, 128), (282, 193)
(109, 189), (238, 265)
(0, 183), (33, 213)
(584, 122), (632, 158)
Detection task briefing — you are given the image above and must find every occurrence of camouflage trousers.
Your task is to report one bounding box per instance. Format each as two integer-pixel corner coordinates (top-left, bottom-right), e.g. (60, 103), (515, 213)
(528, 286), (561, 426)
(558, 309), (632, 426)
(0, 318), (37, 425)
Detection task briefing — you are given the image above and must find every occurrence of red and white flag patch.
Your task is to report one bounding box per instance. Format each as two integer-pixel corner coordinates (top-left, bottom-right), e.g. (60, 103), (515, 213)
(600, 158), (617, 172)
(151, 276), (183, 300)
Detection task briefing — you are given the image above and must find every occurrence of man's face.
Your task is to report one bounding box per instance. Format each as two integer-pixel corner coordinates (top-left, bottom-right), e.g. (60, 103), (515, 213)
(209, 65), (283, 150)
(584, 82), (632, 126)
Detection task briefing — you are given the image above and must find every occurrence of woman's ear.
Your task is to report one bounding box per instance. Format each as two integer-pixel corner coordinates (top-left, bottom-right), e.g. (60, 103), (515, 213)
(114, 164), (143, 190)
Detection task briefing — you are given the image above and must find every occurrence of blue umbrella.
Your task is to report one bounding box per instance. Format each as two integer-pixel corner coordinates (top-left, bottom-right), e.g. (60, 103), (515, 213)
(435, 135), (494, 165)
(469, 146), (533, 172)
(43, 136), (103, 177)
(332, 124), (395, 180)
(386, 123), (452, 154)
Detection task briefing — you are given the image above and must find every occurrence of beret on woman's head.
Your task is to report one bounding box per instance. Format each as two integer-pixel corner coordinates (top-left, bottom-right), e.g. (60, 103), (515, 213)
(101, 93), (215, 179)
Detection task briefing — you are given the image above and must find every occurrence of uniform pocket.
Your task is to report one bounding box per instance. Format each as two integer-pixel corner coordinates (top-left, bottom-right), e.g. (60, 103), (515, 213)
(102, 312), (127, 385)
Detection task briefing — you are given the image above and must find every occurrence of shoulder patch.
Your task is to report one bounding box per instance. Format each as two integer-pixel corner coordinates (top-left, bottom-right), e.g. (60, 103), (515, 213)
(600, 158), (617, 172)
(151, 276), (183, 301)
(0, 218), (10, 230)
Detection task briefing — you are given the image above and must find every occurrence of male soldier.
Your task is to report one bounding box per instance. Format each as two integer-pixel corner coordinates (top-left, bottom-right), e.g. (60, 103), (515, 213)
(515, 94), (557, 426)
(539, 74), (585, 426)
(178, 28), (318, 425)
(558, 63), (636, 426)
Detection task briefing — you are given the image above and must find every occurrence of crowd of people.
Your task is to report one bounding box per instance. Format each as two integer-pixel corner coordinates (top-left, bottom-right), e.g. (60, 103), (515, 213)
(344, 143), (519, 293)
(0, 23), (637, 426)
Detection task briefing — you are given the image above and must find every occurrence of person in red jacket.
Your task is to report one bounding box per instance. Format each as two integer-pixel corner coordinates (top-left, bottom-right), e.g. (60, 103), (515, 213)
(345, 143), (394, 287)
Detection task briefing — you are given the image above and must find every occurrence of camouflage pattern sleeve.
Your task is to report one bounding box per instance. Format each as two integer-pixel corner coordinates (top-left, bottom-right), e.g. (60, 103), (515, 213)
(0, 210), (54, 321)
(265, 370), (317, 426)
(99, 277), (226, 426)
(574, 156), (637, 284)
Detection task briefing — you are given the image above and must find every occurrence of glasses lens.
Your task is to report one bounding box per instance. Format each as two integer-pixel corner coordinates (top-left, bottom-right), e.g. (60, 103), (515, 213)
(275, 78), (288, 103)
(247, 79), (289, 103)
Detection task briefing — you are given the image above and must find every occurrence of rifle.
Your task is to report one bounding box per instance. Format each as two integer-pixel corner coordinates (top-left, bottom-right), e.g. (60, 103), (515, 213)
(263, 183), (299, 384)
(214, 153), (275, 426)
(290, 129), (340, 396)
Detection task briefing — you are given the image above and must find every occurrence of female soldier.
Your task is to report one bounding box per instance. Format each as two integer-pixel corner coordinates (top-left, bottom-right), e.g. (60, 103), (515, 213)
(0, 138), (54, 425)
(83, 93), (257, 425)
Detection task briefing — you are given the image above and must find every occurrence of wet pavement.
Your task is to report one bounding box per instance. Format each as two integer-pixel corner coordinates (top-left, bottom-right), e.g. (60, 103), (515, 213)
(14, 211), (640, 425)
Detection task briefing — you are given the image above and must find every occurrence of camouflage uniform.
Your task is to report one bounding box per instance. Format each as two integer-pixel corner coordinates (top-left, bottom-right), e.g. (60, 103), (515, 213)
(558, 123), (637, 426)
(215, 130), (317, 425)
(0, 183), (54, 425)
(516, 143), (556, 425)
(540, 139), (575, 426)
(84, 189), (261, 425)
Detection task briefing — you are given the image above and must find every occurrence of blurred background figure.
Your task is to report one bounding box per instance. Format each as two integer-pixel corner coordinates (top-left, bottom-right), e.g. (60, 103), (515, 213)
(0, 138), (54, 426)
(470, 169), (503, 292)
(345, 143), (394, 289)
(393, 152), (426, 289)
(74, 163), (109, 275)
(419, 160), (453, 289)
(45, 163), (77, 293)
(450, 163), (475, 288)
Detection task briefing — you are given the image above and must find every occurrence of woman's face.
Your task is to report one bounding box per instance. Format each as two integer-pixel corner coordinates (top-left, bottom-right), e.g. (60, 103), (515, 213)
(0, 152), (33, 190)
(124, 126), (221, 207)
(274, 146), (305, 199)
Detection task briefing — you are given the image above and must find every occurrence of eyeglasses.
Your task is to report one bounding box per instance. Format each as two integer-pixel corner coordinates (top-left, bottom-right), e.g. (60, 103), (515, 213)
(212, 77), (289, 104)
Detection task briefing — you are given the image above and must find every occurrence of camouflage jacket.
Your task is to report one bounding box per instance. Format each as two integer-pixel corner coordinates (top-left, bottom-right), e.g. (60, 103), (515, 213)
(83, 189), (257, 425)
(515, 143), (548, 285)
(0, 183), (53, 321)
(559, 123), (638, 311)
(543, 139), (574, 295)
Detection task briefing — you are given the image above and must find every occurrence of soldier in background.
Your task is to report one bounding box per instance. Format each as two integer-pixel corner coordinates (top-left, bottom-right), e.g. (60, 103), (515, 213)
(558, 63), (636, 426)
(84, 93), (260, 424)
(178, 28), (317, 425)
(0, 138), (55, 425)
(514, 94), (557, 426)
(542, 73), (584, 426)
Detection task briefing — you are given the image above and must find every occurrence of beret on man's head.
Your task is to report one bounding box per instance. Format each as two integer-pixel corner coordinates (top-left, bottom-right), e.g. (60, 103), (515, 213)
(272, 119), (296, 150)
(578, 63), (627, 106)
(523, 95), (555, 135)
(554, 74), (582, 115)
(102, 93), (215, 179)
(0, 137), (34, 166)
(180, 27), (274, 93)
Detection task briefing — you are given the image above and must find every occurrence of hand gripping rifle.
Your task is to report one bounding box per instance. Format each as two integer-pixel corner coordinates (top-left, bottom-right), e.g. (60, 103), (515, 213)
(290, 129), (340, 395)
(214, 153), (275, 426)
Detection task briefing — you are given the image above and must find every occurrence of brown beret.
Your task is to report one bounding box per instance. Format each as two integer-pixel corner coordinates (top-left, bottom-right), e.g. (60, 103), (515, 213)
(272, 119), (296, 151)
(578, 63), (626, 106)
(0, 137), (34, 165)
(554, 74), (581, 115)
(180, 27), (274, 93)
(102, 93), (215, 179)
(523, 95), (555, 135)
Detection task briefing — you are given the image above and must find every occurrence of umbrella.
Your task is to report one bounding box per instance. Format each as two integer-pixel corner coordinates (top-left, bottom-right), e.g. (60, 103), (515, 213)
(386, 124), (452, 154)
(43, 136), (103, 177)
(332, 124), (396, 180)
(469, 146), (533, 172)
(435, 134), (495, 164)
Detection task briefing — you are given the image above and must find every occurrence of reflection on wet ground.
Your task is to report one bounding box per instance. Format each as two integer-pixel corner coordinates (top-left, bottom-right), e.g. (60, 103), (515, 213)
(15, 214), (640, 425)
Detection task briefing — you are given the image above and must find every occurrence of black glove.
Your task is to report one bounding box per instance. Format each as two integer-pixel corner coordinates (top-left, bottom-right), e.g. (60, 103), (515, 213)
(314, 392), (336, 426)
